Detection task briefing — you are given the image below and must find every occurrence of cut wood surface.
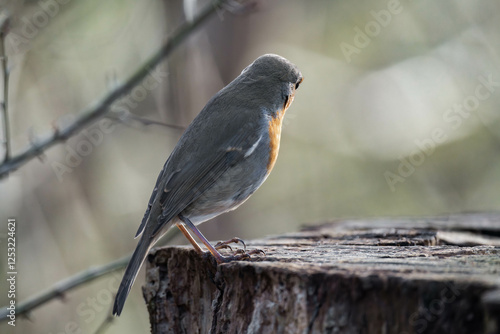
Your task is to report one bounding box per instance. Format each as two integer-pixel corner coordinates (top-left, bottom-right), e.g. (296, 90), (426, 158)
(143, 213), (500, 334)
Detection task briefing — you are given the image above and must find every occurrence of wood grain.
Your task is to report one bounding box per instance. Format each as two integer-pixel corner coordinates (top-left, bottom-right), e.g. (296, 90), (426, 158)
(143, 213), (500, 334)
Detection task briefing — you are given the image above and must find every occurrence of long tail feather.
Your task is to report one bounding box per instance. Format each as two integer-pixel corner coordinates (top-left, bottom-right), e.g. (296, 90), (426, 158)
(113, 236), (152, 316)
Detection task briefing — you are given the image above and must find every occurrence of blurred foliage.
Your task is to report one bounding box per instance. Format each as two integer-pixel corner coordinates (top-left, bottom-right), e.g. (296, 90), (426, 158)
(1, 0), (500, 333)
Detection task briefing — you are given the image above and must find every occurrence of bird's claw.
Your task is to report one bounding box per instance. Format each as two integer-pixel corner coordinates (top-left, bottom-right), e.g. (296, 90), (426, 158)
(211, 237), (264, 263)
(214, 237), (246, 252)
(218, 248), (265, 263)
(214, 243), (233, 252)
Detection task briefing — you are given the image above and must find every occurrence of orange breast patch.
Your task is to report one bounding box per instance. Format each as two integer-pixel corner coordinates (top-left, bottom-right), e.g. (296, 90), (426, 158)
(267, 93), (295, 173)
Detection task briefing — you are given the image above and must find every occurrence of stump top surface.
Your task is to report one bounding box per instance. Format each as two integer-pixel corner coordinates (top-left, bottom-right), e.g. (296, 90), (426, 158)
(222, 214), (500, 288)
(145, 213), (500, 334)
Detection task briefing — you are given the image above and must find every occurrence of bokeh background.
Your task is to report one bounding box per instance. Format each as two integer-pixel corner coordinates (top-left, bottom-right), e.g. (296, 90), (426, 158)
(1, 0), (500, 333)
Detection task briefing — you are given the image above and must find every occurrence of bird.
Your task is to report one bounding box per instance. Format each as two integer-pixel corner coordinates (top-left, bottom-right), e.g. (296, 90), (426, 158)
(113, 54), (302, 316)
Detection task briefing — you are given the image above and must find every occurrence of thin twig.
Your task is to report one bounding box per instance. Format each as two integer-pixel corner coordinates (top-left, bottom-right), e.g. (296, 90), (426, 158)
(0, 227), (179, 321)
(0, 17), (10, 163)
(0, 255), (130, 321)
(106, 110), (186, 130)
(92, 305), (115, 334)
(0, 0), (230, 178)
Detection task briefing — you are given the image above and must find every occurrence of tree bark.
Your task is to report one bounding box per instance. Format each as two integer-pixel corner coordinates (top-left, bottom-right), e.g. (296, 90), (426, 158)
(143, 213), (500, 334)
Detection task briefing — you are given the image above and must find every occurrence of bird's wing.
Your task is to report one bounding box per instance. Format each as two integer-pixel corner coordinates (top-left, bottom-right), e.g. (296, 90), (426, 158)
(142, 119), (263, 238)
(135, 156), (169, 238)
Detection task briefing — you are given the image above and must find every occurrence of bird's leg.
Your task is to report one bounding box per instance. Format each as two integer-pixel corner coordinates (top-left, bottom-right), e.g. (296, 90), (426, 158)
(178, 215), (226, 263)
(175, 223), (204, 254)
(178, 214), (263, 263)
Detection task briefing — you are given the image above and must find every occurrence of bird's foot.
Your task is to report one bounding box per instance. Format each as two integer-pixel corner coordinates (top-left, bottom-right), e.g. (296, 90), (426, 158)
(197, 235), (265, 264)
(214, 237), (247, 252)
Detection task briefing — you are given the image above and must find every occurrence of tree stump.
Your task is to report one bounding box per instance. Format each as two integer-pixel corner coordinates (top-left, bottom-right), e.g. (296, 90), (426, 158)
(142, 213), (500, 334)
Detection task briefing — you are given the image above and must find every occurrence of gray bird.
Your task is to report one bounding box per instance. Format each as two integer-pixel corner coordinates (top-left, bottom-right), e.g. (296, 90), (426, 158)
(113, 54), (302, 316)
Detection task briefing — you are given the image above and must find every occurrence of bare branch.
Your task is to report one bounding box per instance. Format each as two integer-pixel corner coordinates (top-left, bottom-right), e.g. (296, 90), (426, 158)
(0, 221), (180, 321)
(106, 110), (186, 131)
(0, 0), (230, 178)
(92, 306), (115, 334)
(0, 255), (130, 321)
(0, 16), (10, 163)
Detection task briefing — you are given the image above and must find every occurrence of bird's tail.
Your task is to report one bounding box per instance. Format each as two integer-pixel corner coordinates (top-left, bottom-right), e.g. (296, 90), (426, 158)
(113, 235), (153, 316)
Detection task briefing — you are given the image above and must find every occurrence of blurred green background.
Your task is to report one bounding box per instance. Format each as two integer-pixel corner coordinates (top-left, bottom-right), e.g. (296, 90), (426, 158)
(1, 0), (500, 333)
